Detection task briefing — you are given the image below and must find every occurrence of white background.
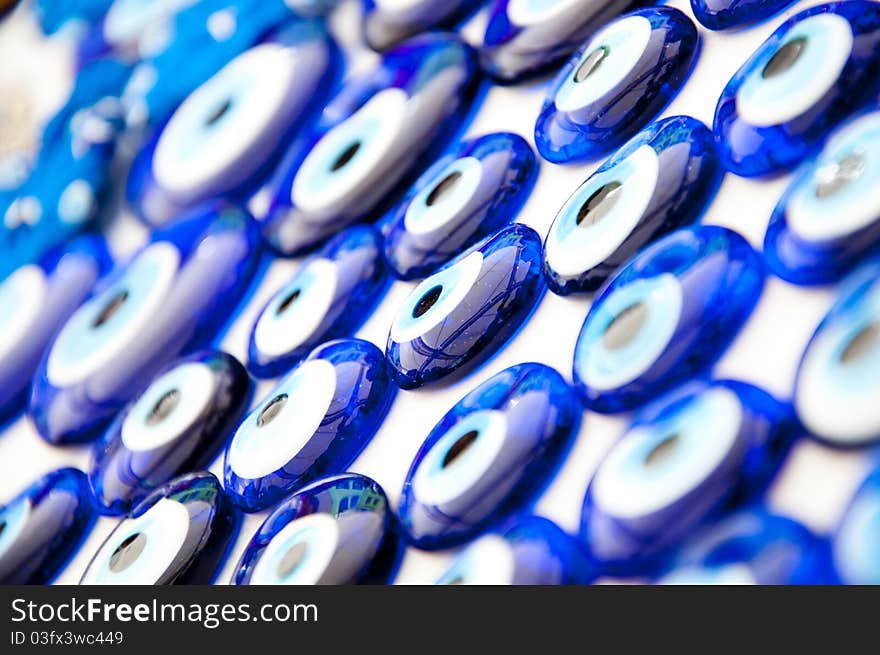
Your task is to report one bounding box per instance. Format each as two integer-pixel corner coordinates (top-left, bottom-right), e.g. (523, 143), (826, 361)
(0, 0), (874, 585)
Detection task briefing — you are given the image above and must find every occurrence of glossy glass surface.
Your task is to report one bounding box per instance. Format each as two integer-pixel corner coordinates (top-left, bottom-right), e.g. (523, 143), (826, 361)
(713, 1), (880, 177)
(691, 0), (797, 31)
(579, 379), (795, 575)
(435, 515), (593, 584)
(81, 471), (238, 585)
(30, 202), (262, 444)
(248, 226), (388, 378)
(90, 350), (250, 516)
(398, 363), (579, 549)
(259, 33), (479, 256)
(127, 20), (339, 227)
(542, 116), (721, 296)
(233, 473), (401, 584)
(535, 8), (700, 164)
(794, 259), (880, 447)
(383, 132), (538, 281)
(573, 225), (765, 413)
(224, 339), (396, 512)
(0, 235), (110, 424)
(363, 0), (480, 51)
(0, 468), (96, 584)
(387, 223), (544, 389)
(831, 462), (880, 584)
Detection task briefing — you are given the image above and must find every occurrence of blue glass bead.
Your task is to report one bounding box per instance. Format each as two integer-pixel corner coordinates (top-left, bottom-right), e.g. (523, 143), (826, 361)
(259, 33), (479, 256)
(713, 1), (880, 177)
(535, 8), (700, 164)
(233, 473), (401, 584)
(691, 0), (797, 31)
(398, 363), (579, 549)
(80, 471), (238, 585)
(0, 468), (96, 584)
(288, 0), (339, 17)
(34, 0), (111, 35)
(119, 0), (298, 132)
(480, 0), (651, 83)
(764, 110), (880, 285)
(90, 350), (251, 516)
(655, 508), (832, 584)
(30, 202), (262, 445)
(386, 224), (545, 389)
(831, 462), (880, 584)
(383, 132), (538, 281)
(573, 225), (765, 413)
(0, 235), (111, 425)
(224, 339), (396, 513)
(127, 20), (339, 228)
(793, 259), (880, 448)
(542, 116), (722, 296)
(579, 379), (795, 576)
(362, 0), (480, 51)
(435, 515), (593, 584)
(0, 59), (130, 281)
(248, 226), (388, 379)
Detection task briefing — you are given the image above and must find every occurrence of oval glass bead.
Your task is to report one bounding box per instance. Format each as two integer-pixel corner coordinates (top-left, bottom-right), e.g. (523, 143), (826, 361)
(233, 473), (401, 585)
(572, 225), (765, 413)
(398, 363), (580, 549)
(542, 116), (722, 296)
(224, 339), (396, 513)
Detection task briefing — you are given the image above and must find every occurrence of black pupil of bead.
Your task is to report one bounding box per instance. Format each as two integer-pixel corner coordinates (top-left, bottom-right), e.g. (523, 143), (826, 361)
(814, 152), (865, 198)
(277, 541), (309, 579)
(574, 45), (610, 83)
(577, 181), (623, 228)
(331, 141), (361, 172)
(442, 430), (479, 468)
(762, 36), (807, 78)
(603, 302), (648, 350)
(277, 288), (302, 315)
(412, 284), (443, 319)
(109, 533), (147, 573)
(840, 321), (880, 364)
(146, 388), (181, 426)
(426, 171), (463, 207)
(645, 433), (680, 467)
(0, 521), (5, 539)
(258, 394), (288, 427)
(92, 290), (129, 329)
(205, 98), (233, 127)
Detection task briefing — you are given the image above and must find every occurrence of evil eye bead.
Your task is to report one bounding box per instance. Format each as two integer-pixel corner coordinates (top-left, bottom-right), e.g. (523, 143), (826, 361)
(224, 339), (396, 512)
(233, 473), (401, 584)
(0, 468), (95, 584)
(765, 111), (880, 285)
(691, 0), (797, 31)
(383, 132), (538, 280)
(535, 8), (700, 164)
(794, 259), (880, 447)
(573, 225), (764, 413)
(579, 379), (794, 575)
(480, 0), (651, 83)
(287, 0), (339, 17)
(831, 462), (880, 584)
(0, 235), (110, 424)
(542, 116), (721, 296)
(248, 226), (388, 378)
(363, 0), (479, 51)
(30, 202), (262, 445)
(435, 516), (592, 584)
(655, 509), (832, 585)
(89, 351), (250, 516)
(387, 224), (545, 389)
(81, 471), (238, 585)
(713, 1), (880, 177)
(128, 20), (339, 228)
(120, 0), (299, 131)
(260, 33), (478, 256)
(398, 363), (579, 549)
